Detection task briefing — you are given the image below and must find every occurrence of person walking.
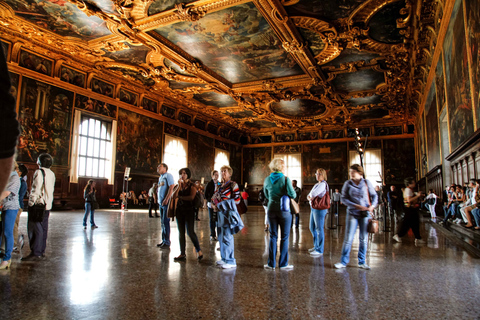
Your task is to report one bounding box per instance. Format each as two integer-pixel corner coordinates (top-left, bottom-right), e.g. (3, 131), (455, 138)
(292, 180), (302, 228)
(156, 163), (175, 249)
(0, 162), (21, 269)
(13, 164), (28, 252)
(148, 183), (158, 218)
(334, 164), (377, 270)
(22, 153), (56, 261)
(172, 168), (203, 261)
(263, 158), (296, 270)
(205, 170), (220, 241)
(332, 188), (341, 216)
(307, 168), (329, 257)
(393, 177), (425, 245)
(83, 179), (98, 229)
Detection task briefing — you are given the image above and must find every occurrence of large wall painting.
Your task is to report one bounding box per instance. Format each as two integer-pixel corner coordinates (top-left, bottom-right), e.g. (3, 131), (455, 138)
(19, 50), (53, 76)
(383, 139), (416, 184)
(465, 0), (480, 129)
(188, 132), (214, 181)
(443, 0), (474, 150)
(75, 94), (117, 118)
(4, 0), (111, 40)
(91, 78), (114, 98)
(17, 77), (73, 166)
(230, 145), (242, 184)
(435, 53), (446, 110)
(60, 66), (86, 88)
(154, 3), (304, 83)
(116, 108), (163, 174)
(243, 147), (272, 185)
(302, 143), (348, 185)
(425, 83), (440, 171)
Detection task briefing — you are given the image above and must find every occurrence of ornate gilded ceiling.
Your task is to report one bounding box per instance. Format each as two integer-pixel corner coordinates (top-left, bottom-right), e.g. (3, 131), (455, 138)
(0, 0), (424, 134)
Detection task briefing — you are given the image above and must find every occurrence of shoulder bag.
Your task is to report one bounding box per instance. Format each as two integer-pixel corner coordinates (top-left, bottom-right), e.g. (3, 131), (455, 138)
(28, 169), (47, 223)
(234, 182), (248, 214)
(311, 181), (330, 210)
(365, 181), (379, 233)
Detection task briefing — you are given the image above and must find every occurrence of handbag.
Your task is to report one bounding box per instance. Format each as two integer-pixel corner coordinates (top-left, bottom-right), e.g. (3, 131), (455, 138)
(28, 169), (46, 223)
(236, 198), (247, 215)
(364, 180), (378, 234)
(311, 182), (330, 210)
(280, 177), (299, 214)
(93, 201), (100, 210)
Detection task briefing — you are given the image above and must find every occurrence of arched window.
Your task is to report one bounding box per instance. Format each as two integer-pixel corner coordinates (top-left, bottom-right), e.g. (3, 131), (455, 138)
(273, 153), (302, 188)
(349, 149), (382, 186)
(214, 148), (230, 173)
(163, 134), (188, 178)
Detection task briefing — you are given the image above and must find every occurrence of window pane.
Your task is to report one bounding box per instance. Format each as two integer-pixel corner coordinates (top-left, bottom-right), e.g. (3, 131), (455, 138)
(92, 159), (99, 177)
(99, 160), (105, 178)
(79, 136), (87, 156)
(94, 120), (101, 138)
(78, 156), (86, 176)
(87, 138), (94, 156)
(100, 140), (106, 158)
(81, 119), (89, 135)
(86, 158), (93, 176)
(93, 138), (100, 158)
(106, 122), (112, 140)
(101, 123), (107, 139)
(89, 119), (95, 137)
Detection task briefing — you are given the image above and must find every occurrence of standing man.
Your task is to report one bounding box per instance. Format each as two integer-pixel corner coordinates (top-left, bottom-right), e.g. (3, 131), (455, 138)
(148, 183), (158, 218)
(292, 180), (302, 228)
(22, 153), (56, 261)
(156, 163), (175, 249)
(332, 188), (341, 216)
(205, 170), (220, 241)
(387, 185), (399, 215)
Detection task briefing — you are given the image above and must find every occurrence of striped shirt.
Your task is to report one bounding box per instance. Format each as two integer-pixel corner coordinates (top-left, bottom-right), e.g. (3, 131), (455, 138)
(217, 180), (241, 204)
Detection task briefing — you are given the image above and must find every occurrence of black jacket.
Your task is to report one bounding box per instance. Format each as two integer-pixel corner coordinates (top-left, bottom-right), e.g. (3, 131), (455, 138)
(205, 180), (215, 203)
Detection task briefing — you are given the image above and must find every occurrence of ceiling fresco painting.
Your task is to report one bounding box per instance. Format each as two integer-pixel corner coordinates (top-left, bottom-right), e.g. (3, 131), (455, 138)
(154, 3), (304, 83)
(194, 92), (237, 109)
(4, 0), (111, 40)
(367, 1), (408, 44)
(331, 69), (385, 93)
(271, 99), (327, 118)
(0, 0), (425, 137)
(148, 0), (197, 16)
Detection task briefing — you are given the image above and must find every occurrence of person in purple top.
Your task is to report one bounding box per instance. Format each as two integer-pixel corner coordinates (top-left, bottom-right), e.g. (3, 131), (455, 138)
(335, 164), (378, 270)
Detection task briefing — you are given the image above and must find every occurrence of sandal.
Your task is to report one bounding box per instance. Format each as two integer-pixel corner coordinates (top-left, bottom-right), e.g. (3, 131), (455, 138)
(174, 254), (186, 261)
(474, 227), (480, 230)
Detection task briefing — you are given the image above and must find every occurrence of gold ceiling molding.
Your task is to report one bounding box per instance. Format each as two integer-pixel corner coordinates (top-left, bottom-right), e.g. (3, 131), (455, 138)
(348, 0), (405, 25)
(174, 2), (207, 22)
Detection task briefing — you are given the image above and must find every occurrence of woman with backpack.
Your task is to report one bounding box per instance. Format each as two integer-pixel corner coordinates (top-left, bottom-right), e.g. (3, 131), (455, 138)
(172, 168), (202, 261)
(307, 168), (329, 258)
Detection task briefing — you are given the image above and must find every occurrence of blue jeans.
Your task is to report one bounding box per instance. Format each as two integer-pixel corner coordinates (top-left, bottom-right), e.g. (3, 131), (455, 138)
(472, 208), (480, 226)
(208, 206), (216, 238)
(309, 208), (328, 253)
(83, 203), (95, 227)
(267, 210), (292, 268)
(340, 210), (369, 265)
(160, 205), (171, 246)
(218, 222), (236, 265)
(1, 209), (17, 261)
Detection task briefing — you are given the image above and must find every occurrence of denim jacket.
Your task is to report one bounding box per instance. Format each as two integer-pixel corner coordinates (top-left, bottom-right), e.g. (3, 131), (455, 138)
(341, 178), (378, 217)
(217, 199), (244, 234)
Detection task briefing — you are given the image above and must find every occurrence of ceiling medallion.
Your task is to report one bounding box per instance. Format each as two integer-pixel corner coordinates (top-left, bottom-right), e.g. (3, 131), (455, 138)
(268, 97), (336, 121)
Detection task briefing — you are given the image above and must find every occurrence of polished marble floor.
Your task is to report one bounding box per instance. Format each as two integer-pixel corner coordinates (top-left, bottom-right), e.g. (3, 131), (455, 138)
(1, 206), (479, 319)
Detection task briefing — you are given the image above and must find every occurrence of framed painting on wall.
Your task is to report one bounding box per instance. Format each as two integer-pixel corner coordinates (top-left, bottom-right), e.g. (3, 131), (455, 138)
(162, 105), (176, 119)
(141, 97), (158, 113)
(19, 50), (53, 76)
(91, 77), (114, 97)
(60, 66), (86, 88)
(425, 83), (441, 171)
(119, 88), (138, 106)
(465, 0), (480, 129)
(75, 94), (117, 118)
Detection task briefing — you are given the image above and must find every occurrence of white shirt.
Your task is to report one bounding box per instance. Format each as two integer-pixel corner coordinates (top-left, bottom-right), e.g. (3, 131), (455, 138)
(28, 167), (56, 211)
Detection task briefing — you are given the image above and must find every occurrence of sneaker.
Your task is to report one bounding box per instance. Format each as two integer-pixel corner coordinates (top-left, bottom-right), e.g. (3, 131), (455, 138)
(216, 260), (225, 266)
(393, 234), (402, 243)
(91, 225), (98, 229)
(18, 234), (24, 250)
(279, 265), (294, 270)
(221, 263), (237, 269)
(334, 262), (346, 269)
(210, 236), (217, 241)
(358, 264), (371, 270)
(21, 254), (42, 261)
(264, 264), (275, 270)
(160, 244), (170, 250)
(415, 239), (426, 245)
(83, 226), (87, 230)
(156, 242), (164, 247)
(308, 247), (316, 253)
(310, 251), (323, 257)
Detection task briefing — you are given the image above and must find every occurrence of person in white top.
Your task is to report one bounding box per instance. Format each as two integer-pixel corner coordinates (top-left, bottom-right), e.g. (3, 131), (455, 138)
(307, 168), (328, 257)
(460, 179), (477, 228)
(22, 153), (56, 261)
(424, 189), (438, 222)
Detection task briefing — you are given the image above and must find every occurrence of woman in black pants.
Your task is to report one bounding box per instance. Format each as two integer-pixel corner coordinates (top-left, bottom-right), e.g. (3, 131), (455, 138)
(173, 168), (203, 261)
(393, 177), (425, 245)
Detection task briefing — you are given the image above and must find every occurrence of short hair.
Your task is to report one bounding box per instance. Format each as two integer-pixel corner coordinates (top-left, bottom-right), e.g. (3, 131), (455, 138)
(269, 158), (285, 172)
(350, 164), (364, 176)
(18, 164), (28, 178)
(292, 179), (297, 184)
(160, 163), (168, 171)
(404, 177), (415, 187)
(211, 170), (218, 177)
(179, 167), (191, 179)
(220, 165), (233, 176)
(316, 168), (328, 181)
(469, 179), (476, 184)
(37, 153), (53, 168)
(428, 189), (434, 193)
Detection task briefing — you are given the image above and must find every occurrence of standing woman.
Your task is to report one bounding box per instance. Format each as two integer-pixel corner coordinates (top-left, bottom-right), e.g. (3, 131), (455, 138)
(14, 164), (28, 250)
(392, 177), (425, 244)
(334, 164), (377, 270)
(83, 179), (98, 229)
(0, 162), (21, 269)
(307, 168), (329, 257)
(148, 183), (158, 218)
(212, 165), (242, 269)
(173, 168), (202, 261)
(205, 170), (220, 241)
(263, 158), (296, 270)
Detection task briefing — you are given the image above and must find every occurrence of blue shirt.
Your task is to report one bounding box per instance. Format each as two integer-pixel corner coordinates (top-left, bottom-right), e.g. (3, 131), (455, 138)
(341, 178), (378, 217)
(157, 172), (175, 204)
(18, 178), (27, 209)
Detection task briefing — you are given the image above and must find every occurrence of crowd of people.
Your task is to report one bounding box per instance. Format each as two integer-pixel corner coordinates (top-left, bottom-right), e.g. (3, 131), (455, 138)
(440, 180), (480, 230)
